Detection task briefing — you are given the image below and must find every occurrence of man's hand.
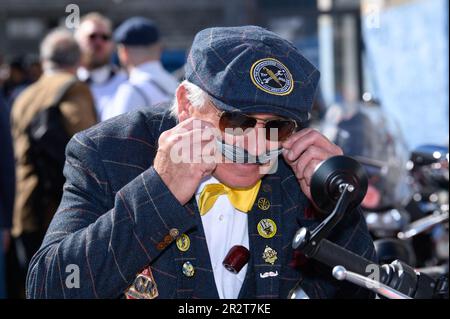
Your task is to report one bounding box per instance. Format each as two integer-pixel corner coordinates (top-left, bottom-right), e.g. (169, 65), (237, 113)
(282, 128), (343, 201)
(153, 118), (218, 205)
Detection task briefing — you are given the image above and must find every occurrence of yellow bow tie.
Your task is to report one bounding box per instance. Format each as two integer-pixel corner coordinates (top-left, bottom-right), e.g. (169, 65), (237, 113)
(198, 180), (262, 215)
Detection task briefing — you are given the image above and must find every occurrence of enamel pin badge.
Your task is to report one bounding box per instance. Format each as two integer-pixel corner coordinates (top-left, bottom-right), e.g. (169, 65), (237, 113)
(125, 267), (159, 299)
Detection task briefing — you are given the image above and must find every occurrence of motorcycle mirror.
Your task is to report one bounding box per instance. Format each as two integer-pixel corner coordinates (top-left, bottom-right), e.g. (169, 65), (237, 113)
(310, 155), (368, 214)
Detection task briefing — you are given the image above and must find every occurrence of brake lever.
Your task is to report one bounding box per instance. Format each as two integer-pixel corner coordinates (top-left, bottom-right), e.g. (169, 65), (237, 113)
(332, 266), (412, 299)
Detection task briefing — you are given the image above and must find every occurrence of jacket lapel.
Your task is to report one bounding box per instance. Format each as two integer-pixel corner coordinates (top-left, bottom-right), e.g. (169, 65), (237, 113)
(278, 163), (323, 299)
(240, 175), (284, 299)
(243, 161), (323, 299)
(174, 199), (220, 299)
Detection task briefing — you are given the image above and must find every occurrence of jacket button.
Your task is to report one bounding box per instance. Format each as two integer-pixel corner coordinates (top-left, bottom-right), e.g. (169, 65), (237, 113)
(163, 235), (173, 244)
(156, 242), (166, 250)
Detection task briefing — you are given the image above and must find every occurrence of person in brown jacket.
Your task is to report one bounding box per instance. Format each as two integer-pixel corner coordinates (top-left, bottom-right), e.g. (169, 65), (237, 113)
(10, 28), (97, 295)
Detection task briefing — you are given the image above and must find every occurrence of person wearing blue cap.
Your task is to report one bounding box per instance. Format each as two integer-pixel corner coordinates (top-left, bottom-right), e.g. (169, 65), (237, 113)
(103, 17), (178, 120)
(27, 26), (376, 299)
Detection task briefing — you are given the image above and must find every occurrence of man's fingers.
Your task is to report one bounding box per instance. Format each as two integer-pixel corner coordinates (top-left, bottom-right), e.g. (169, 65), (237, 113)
(281, 128), (314, 149)
(200, 127), (220, 141)
(199, 162), (217, 179)
(280, 129), (342, 200)
(302, 159), (322, 186)
(199, 139), (217, 164)
(179, 117), (216, 131)
(167, 128), (216, 146)
(174, 116), (196, 131)
(284, 130), (340, 163)
(288, 130), (335, 159)
(292, 146), (328, 180)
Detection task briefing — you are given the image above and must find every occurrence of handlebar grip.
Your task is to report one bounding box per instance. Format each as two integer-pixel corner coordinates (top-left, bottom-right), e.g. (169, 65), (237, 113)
(306, 239), (384, 280)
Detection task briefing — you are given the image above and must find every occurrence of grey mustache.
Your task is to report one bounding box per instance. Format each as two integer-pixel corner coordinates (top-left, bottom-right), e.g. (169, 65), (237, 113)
(216, 139), (282, 164)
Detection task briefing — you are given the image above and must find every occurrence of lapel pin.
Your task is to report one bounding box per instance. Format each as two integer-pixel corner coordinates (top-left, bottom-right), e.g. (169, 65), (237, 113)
(260, 270), (279, 278)
(125, 267), (159, 299)
(262, 245), (278, 265)
(176, 234), (190, 252)
(169, 228), (180, 238)
(257, 218), (277, 238)
(182, 261), (195, 277)
(257, 197), (271, 211)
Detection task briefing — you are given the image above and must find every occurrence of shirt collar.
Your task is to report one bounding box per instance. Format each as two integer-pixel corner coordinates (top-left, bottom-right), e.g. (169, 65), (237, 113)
(195, 175), (220, 196)
(77, 65), (116, 84)
(129, 60), (164, 80)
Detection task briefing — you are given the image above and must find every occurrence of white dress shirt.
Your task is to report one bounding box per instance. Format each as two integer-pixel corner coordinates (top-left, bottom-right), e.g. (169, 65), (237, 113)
(195, 176), (249, 299)
(102, 61), (179, 121)
(77, 65), (127, 122)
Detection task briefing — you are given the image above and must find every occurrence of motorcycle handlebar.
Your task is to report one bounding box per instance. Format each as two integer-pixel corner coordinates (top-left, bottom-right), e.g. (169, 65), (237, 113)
(304, 238), (439, 298)
(305, 238), (388, 282)
(305, 239), (377, 274)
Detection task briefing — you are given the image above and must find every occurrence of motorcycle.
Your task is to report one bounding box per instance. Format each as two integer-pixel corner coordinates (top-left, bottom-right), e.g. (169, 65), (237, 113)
(402, 144), (449, 277)
(288, 156), (448, 299)
(317, 100), (448, 273)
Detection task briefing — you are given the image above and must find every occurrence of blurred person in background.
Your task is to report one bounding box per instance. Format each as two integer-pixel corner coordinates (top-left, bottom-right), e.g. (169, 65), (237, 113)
(27, 60), (43, 84)
(0, 92), (15, 298)
(75, 12), (127, 121)
(10, 28), (97, 297)
(102, 17), (178, 120)
(1, 57), (32, 107)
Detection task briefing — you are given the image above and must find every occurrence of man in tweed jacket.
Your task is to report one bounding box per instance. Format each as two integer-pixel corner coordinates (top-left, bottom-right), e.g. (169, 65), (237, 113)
(27, 26), (376, 299)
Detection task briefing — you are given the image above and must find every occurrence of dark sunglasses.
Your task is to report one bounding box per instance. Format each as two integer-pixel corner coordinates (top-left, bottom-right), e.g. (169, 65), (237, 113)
(215, 109), (299, 141)
(88, 33), (111, 42)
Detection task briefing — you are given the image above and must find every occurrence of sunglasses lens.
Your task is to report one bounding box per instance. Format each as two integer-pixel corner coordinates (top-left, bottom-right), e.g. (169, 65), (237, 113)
(265, 120), (297, 141)
(218, 111), (298, 141)
(219, 112), (257, 135)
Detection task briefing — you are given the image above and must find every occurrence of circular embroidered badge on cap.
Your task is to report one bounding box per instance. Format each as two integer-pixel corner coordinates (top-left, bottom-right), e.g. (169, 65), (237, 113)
(250, 58), (294, 96)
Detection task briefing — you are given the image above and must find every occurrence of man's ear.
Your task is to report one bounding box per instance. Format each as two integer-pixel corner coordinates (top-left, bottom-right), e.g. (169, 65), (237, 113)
(117, 45), (128, 67)
(176, 84), (191, 122)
